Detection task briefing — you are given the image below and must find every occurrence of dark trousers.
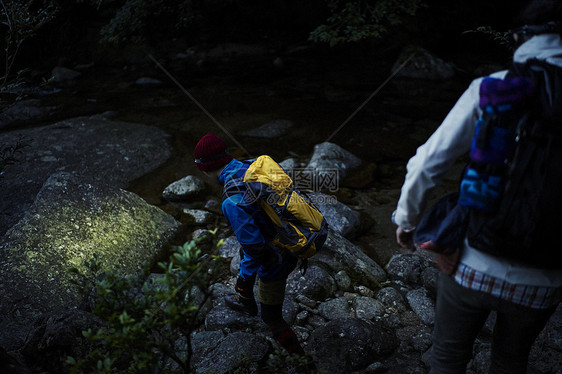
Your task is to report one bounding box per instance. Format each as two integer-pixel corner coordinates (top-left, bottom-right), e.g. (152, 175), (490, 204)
(430, 273), (556, 374)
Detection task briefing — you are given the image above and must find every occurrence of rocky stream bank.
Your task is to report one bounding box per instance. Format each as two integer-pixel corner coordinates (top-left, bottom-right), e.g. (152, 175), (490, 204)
(0, 43), (560, 373)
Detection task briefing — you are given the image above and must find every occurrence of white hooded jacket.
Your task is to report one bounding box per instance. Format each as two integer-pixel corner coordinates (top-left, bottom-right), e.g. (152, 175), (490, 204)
(394, 34), (562, 287)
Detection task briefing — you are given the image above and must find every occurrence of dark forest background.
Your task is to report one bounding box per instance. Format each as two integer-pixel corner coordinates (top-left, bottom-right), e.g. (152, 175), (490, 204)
(1, 0), (531, 85)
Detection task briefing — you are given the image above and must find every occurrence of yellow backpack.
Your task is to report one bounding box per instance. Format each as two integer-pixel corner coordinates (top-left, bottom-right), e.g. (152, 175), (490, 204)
(223, 155), (328, 259)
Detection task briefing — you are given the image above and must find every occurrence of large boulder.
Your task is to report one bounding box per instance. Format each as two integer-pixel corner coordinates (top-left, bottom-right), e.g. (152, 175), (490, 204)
(0, 172), (181, 351)
(386, 253), (428, 286)
(306, 142), (362, 186)
(193, 332), (269, 374)
(287, 265), (337, 301)
(311, 230), (387, 289)
(21, 309), (102, 373)
(0, 99), (60, 130)
(308, 318), (399, 374)
(51, 66), (81, 82)
(308, 192), (361, 238)
(392, 46), (455, 80)
(0, 115), (172, 236)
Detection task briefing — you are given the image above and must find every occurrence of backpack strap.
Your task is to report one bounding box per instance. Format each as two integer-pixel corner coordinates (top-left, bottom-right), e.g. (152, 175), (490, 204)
(222, 177), (247, 201)
(221, 159), (255, 202)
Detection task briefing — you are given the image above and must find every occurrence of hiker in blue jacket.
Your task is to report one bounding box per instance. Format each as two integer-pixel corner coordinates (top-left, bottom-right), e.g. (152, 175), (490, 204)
(393, 1), (562, 373)
(193, 132), (306, 358)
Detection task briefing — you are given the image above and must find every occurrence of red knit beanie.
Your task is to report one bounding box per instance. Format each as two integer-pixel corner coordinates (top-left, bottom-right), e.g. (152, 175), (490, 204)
(194, 133), (233, 171)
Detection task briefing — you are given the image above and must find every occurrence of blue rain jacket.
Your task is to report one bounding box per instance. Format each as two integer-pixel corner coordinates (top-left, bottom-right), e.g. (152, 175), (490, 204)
(219, 159), (297, 282)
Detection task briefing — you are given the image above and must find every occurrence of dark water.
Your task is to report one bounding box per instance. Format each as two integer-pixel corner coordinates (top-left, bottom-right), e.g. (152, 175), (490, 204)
(9, 48), (471, 249)
(78, 52), (466, 199)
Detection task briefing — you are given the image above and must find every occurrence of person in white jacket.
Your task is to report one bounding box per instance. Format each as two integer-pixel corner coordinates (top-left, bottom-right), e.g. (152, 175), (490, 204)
(393, 1), (562, 373)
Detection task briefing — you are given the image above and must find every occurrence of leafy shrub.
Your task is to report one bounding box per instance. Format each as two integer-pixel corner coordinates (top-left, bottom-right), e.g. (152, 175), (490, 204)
(67, 231), (228, 373)
(463, 26), (515, 50)
(0, 0), (57, 88)
(99, 0), (195, 46)
(309, 0), (425, 46)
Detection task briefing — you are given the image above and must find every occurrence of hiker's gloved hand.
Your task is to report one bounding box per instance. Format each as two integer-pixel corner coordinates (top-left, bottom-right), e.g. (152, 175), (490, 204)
(396, 227), (415, 251)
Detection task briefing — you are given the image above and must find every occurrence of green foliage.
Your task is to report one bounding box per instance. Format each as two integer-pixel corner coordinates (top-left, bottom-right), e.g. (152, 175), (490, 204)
(0, 0), (57, 87)
(310, 0), (425, 46)
(463, 26), (515, 50)
(0, 135), (30, 178)
(67, 231), (227, 373)
(99, 0), (195, 46)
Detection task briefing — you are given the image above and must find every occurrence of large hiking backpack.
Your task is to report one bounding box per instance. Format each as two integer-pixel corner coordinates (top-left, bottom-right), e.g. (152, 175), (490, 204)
(463, 58), (562, 269)
(223, 155), (329, 259)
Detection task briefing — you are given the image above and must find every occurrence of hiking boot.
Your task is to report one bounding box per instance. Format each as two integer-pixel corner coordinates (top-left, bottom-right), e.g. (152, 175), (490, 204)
(224, 293), (258, 317)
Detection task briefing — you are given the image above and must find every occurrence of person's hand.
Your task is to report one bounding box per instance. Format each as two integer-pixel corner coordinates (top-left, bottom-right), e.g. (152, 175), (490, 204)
(396, 227), (415, 251)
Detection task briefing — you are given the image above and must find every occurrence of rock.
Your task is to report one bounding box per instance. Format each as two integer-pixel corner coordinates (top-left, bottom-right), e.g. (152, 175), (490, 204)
(287, 265), (337, 301)
(393, 46), (455, 80)
(294, 326), (310, 341)
(204, 199), (221, 214)
(282, 297), (300, 325)
(308, 318), (399, 374)
(279, 157), (299, 170)
(296, 294), (318, 309)
(229, 251), (242, 276)
(334, 270), (352, 291)
(528, 304), (562, 373)
(400, 310), (422, 327)
(0, 172), (181, 351)
(162, 175), (206, 202)
(376, 287), (407, 313)
(210, 282), (232, 302)
(354, 297), (386, 321)
(135, 77), (163, 86)
(308, 314), (328, 329)
(311, 230), (387, 290)
(406, 288), (435, 326)
(360, 361), (386, 373)
(411, 326), (433, 352)
(218, 236), (241, 258)
(386, 254), (428, 285)
(204, 305), (262, 332)
(51, 66), (81, 82)
(193, 332), (269, 374)
(187, 286), (214, 325)
(242, 119), (294, 138)
(421, 266), (439, 298)
(190, 330), (225, 361)
(182, 208), (213, 225)
(21, 309), (102, 373)
(308, 192), (361, 238)
(306, 142), (362, 186)
(318, 297), (352, 320)
(0, 116), (172, 237)
(0, 99), (59, 130)
(354, 285), (376, 298)
(192, 228), (213, 243)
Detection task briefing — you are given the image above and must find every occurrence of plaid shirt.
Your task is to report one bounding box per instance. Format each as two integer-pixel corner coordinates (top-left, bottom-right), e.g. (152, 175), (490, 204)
(453, 263), (562, 309)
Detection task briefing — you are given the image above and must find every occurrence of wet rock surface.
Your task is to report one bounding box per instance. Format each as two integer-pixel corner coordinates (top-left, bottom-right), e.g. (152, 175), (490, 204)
(0, 115), (172, 237)
(0, 172), (181, 351)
